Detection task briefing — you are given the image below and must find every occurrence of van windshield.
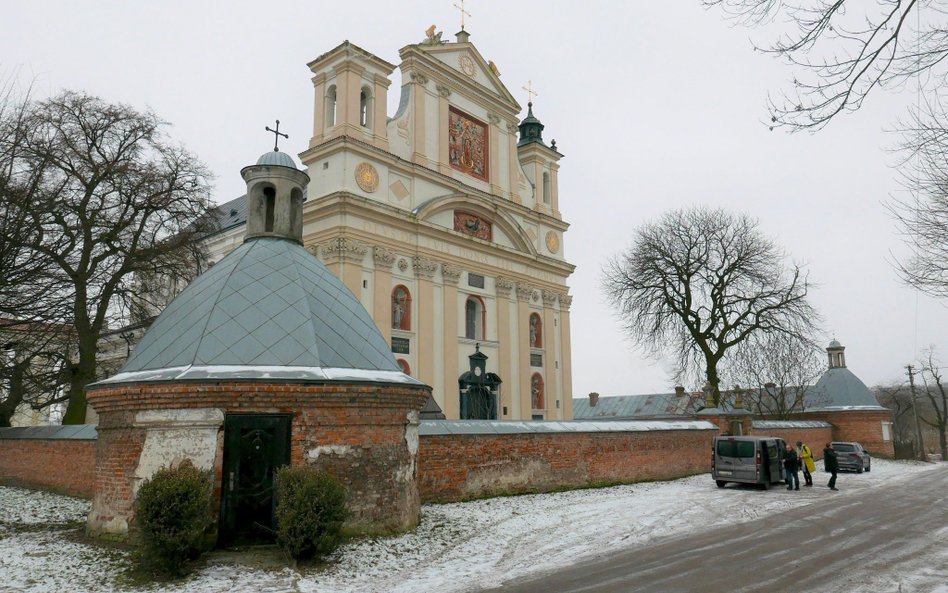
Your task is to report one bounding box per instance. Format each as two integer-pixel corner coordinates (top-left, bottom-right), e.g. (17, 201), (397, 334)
(717, 440), (755, 458)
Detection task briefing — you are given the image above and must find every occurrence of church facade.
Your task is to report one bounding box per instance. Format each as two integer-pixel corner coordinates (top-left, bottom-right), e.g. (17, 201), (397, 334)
(204, 29), (575, 421)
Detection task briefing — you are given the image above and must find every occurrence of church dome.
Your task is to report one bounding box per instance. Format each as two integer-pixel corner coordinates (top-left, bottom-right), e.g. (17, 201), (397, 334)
(255, 149), (299, 169)
(828, 338), (843, 349)
(805, 367), (883, 410)
(100, 236), (418, 385)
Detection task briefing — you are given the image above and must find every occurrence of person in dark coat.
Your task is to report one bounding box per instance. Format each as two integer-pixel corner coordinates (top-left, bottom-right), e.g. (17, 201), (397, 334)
(784, 443), (800, 490)
(823, 442), (839, 491)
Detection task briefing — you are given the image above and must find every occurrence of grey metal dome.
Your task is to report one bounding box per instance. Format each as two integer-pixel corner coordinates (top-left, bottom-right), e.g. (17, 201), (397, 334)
(805, 367), (884, 410)
(255, 150), (299, 169)
(99, 237), (419, 385)
(828, 339), (843, 349)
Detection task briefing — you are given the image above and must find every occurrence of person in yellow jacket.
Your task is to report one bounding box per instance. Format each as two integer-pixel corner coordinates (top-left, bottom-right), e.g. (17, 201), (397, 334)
(797, 440), (815, 487)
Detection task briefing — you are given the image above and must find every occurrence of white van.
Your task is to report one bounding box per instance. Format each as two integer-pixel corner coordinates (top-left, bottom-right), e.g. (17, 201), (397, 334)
(712, 435), (787, 489)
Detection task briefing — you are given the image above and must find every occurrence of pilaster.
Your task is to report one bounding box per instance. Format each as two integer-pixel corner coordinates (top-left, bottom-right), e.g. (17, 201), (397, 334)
(372, 246), (397, 344)
(516, 282), (537, 418)
(413, 256), (438, 388)
(319, 237), (368, 296)
(496, 277), (515, 418)
(541, 289), (560, 419)
(558, 292), (573, 420)
(441, 263), (462, 419)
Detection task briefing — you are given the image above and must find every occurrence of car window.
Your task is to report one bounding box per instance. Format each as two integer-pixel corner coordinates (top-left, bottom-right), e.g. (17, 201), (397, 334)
(717, 440), (756, 458)
(833, 443), (855, 452)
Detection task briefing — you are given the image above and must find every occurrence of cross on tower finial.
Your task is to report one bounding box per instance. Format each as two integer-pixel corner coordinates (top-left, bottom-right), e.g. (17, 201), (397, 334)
(265, 119), (288, 152)
(454, 0), (471, 30)
(522, 80), (539, 105)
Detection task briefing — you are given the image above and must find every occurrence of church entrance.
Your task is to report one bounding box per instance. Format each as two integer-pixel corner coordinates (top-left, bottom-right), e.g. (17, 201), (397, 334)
(218, 413), (291, 546)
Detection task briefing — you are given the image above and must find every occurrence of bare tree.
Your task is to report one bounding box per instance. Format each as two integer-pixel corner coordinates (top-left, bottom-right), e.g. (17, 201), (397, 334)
(703, 0), (941, 132)
(727, 333), (826, 418)
(875, 381), (918, 458)
(889, 102), (948, 298)
(917, 347), (947, 458)
(1, 90), (215, 424)
(603, 207), (821, 406)
(0, 321), (73, 427)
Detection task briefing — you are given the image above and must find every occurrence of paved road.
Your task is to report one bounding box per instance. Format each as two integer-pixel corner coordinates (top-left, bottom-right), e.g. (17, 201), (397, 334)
(480, 465), (948, 593)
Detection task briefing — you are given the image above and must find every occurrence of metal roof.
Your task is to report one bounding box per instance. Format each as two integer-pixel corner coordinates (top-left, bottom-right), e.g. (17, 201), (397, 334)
(572, 392), (702, 419)
(104, 236), (408, 384)
(806, 367), (885, 410)
(0, 425), (98, 440)
(255, 150), (299, 168)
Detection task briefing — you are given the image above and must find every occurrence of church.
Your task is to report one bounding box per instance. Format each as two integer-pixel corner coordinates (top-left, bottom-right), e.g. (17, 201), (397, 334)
(200, 28), (575, 421)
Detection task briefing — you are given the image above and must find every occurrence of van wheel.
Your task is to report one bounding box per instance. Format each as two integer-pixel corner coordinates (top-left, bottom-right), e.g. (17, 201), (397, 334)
(856, 464), (864, 474)
(865, 463), (871, 473)
(716, 480), (727, 488)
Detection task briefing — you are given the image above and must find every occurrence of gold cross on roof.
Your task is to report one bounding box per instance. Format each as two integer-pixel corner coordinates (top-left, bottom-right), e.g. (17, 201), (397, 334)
(522, 80), (539, 104)
(453, 0), (471, 30)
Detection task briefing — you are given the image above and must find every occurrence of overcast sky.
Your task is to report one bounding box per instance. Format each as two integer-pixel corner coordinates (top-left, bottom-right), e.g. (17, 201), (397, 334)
(4, 1), (946, 396)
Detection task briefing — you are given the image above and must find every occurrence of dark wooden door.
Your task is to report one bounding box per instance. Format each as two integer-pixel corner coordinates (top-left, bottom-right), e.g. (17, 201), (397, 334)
(219, 414), (291, 546)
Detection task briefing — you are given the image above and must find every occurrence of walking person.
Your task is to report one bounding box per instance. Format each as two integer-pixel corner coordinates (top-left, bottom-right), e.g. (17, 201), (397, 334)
(823, 442), (839, 491)
(784, 443), (800, 491)
(798, 440), (815, 487)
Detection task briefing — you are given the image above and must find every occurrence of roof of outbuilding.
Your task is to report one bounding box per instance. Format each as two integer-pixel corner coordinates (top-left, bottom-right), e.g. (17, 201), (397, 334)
(806, 367), (884, 410)
(101, 236), (416, 385)
(572, 391), (704, 419)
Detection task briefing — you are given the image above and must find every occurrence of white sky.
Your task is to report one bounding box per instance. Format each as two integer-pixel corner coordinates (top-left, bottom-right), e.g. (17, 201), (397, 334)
(3, 0), (946, 397)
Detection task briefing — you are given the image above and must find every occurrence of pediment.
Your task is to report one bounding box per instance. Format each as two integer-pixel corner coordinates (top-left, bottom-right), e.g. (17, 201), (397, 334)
(413, 194), (536, 256)
(415, 43), (520, 111)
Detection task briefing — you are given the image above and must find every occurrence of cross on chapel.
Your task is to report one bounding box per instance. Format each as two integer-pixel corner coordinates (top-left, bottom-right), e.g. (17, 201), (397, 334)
(265, 119), (288, 152)
(522, 80), (539, 105)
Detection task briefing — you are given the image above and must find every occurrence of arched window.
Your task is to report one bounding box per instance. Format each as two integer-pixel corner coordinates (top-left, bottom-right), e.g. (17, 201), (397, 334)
(360, 86), (373, 128)
(325, 85), (337, 128)
(529, 313), (542, 348)
(263, 186), (275, 232)
(531, 374), (545, 410)
(465, 296), (485, 340)
(392, 286), (411, 331)
(542, 172), (551, 204)
(396, 359), (411, 375)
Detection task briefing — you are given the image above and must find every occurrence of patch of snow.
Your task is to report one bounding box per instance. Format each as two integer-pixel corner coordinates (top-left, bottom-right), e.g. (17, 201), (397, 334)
(94, 365), (424, 386)
(419, 418), (717, 435)
(0, 460), (941, 593)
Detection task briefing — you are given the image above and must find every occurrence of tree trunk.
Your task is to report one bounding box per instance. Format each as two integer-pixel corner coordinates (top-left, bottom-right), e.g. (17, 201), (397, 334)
(61, 333), (97, 424)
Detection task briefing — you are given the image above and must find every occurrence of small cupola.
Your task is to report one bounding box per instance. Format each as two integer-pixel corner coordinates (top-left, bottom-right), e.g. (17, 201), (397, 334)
(241, 123), (310, 245)
(827, 339), (846, 369)
(517, 102), (545, 147)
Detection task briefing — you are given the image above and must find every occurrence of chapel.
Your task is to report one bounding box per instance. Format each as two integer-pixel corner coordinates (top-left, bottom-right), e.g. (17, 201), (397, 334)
(201, 27), (575, 421)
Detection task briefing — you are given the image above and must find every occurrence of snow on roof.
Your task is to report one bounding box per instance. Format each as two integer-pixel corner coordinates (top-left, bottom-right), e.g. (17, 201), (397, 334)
(752, 420), (832, 429)
(94, 365), (425, 386)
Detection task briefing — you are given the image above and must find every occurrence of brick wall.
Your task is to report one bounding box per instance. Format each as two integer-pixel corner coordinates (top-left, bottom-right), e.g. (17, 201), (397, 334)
(751, 426), (834, 456)
(85, 381), (430, 538)
(0, 438), (96, 498)
(417, 427), (718, 503)
(799, 410), (894, 457)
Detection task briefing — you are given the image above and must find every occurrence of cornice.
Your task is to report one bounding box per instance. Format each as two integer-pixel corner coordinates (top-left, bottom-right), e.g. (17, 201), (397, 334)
(299, 135), (570, 232)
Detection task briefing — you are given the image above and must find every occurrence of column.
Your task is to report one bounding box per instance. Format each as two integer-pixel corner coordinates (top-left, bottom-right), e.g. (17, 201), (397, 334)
(441, 263), (462, 419)
(409, 72), (428, 165)
(507, 123), (522, 204)
(495, 277), (515, 418)
(413, 256), (438, 390)
(436, 84), (451, 175)
(541, 290), (560, 420)
(559, 293), (574, 420)
(516, 282), (536, 419)
(372, 246), (396, 344)
(318, 237), (367, 297)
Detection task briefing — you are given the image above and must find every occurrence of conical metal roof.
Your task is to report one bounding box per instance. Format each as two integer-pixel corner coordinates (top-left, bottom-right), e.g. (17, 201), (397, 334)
(99, 237), (419, 386)
(806, 367), (883, 410)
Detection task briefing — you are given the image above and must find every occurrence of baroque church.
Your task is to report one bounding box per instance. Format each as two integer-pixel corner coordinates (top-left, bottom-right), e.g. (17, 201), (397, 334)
(184, 28), (574, 421)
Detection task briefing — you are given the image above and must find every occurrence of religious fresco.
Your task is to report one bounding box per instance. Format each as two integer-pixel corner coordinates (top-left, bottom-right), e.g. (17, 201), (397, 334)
(454, 211), (492, 241)
(449, 107), (489, 182)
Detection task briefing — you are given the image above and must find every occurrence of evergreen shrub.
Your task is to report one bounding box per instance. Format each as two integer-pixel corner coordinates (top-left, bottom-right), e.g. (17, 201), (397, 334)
(134, 460), (213, 577)
(275, 465), (348, 562)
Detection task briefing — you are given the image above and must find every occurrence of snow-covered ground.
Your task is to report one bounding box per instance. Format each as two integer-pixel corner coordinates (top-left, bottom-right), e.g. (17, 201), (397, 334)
(1, 459), (943, 593)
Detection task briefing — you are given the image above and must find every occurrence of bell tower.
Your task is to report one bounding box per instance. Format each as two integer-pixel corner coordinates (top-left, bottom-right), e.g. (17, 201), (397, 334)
(307, 41), (396, 150)
(240, 145), (310, 245)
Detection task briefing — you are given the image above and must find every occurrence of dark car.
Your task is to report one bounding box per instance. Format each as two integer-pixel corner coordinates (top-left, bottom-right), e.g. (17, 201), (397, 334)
(831, 441), (871, 473)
